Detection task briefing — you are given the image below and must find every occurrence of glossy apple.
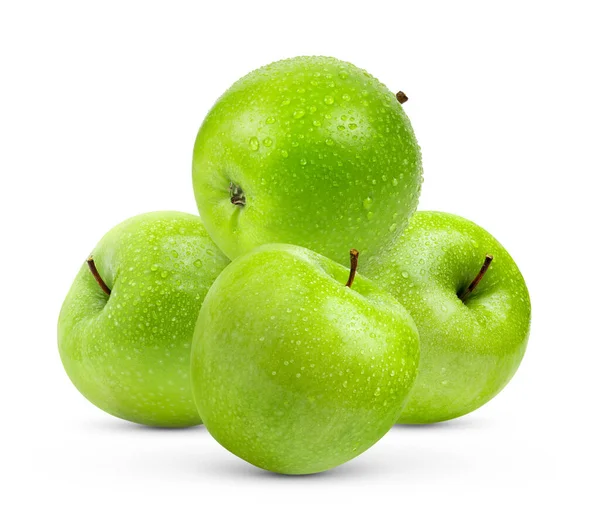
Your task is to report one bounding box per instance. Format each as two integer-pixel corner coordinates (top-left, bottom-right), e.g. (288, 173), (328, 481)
(363, 211), (531, 424)
(58, 211), (229, 427)
(192, 55), (422, 266)
(191, 244), (420, 474)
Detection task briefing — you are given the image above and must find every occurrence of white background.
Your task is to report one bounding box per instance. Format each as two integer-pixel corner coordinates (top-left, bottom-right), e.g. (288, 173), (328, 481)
(1, 1), (598, 522)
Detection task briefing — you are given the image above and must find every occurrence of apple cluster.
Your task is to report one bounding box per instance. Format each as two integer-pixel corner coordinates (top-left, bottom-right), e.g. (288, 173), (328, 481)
(58, 56), (531, 475)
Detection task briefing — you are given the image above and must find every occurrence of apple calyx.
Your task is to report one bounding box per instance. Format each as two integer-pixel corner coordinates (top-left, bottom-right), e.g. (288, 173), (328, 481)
(345, 249), (360, 288)
(87, 256), (111, 296)
(229, 182), (246, 207)
(396, 91), (408, 104)
(459, 254), (493, 302)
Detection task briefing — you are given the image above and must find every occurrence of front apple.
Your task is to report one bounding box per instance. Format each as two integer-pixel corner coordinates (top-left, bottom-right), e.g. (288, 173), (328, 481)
(191, 244), (420, 474)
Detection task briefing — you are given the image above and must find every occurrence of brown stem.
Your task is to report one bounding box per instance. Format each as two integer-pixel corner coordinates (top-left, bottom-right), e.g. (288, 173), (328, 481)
(396, 91), (408, 104)
(87, 256), (111, 296)
(345, 249), (359, 288)
(230, 182), (246, 207)
(459, 254), (493, 301)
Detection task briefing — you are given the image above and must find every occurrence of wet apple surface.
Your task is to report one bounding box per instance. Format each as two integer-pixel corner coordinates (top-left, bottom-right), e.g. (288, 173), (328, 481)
(192, 56), (422, 266)
(191, 244), (420, 474)
(363, 211), (531, 424)
(58, 212), (229, 427)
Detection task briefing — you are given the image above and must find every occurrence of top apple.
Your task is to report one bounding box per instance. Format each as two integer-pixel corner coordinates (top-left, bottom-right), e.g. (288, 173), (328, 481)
(192, 56), (422, 266)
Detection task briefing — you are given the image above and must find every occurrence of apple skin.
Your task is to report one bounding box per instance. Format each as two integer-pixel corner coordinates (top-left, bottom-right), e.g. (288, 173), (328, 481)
(58, 212), (229, 427)
(362, 211), (531, 424)
(191, 244), (420, 474)
(192, 56), (422, 266)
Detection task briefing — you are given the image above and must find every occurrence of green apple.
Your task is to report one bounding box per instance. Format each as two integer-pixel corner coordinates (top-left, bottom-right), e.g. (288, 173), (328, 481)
(192, 55), (422, 266)
(362, 211), (531, 424)
(58, 211), (229, 427)
(191, 244), (420, 474)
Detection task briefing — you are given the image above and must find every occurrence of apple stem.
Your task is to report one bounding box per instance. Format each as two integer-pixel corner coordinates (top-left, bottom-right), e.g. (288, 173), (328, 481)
(345, 249), (360, 288)
(459, 254), (493, 301)
(87, 256), (111, 296)
(396, 91), (408, 104)
(230, 182), (246, 207)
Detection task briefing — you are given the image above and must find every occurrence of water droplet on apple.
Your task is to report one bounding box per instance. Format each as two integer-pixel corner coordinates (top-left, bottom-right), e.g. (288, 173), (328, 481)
(293, 109), (305, 119)
(300, 158), (307, 166)
(193, 259), (203, 268)
(263, 137), (273, 147)
(249, 137), (259, 151)
(363, 197), (373, 210)
(324, 96), (334, 105)
(389, 223), (397, 232)
(151, 264), (159, 271)
(401, 271), (409, 278)
(265, 116), (275, 124)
